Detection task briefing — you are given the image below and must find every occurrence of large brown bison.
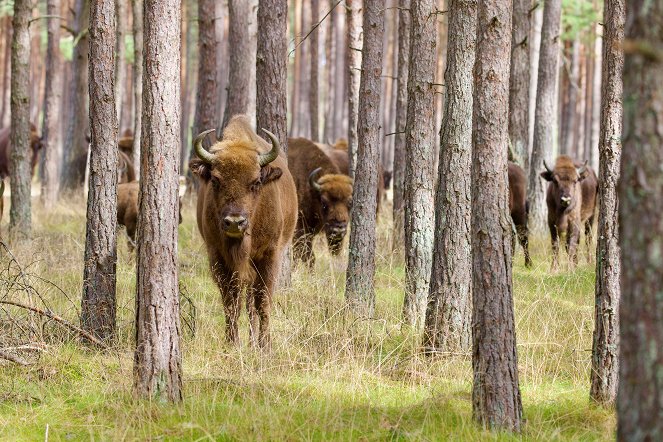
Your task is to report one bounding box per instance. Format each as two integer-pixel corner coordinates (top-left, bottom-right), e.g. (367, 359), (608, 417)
(0, 124), (43, 179)
(508, 161), (532, 267)
(190, 115), (297, 348)
(541, 155), (598, 269)
(287, 137), (353, 265)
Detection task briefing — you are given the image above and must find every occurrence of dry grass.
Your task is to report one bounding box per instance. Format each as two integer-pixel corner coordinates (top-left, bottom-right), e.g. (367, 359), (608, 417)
(0, 196), (614, 440)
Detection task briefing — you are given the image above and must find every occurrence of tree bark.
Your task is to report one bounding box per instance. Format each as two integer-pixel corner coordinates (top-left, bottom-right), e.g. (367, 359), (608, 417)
(590, 0), (623, 407)
(9, 0), (32, 240)
(323, 0), (336, 142)
(114, 0), (127, 123)
(527, 0), (561, 232)
(345, 0), (362, 178)
(423, 0), (476, 353)
(617, 0), (663, 438)
(402, 0), (436, 327)
(192, 0), (217, 139)
(471, 0), (523, 431)
(222, 0), (251, 130)
(134, 0), (182, 402)
(528, 5), (542, 152)
(391, 0), (410, 254)
(132, 0), (143, 179)
(309, 0), (320, 141)
(508, 0), (530, 170)
(82, 0), (118, 343)
(41, 0), (63, 209)
(345, 0), (382, 315)
(560, 40), (580, 156)
(589, 29), (601, 171)
(0, 18), (10, 127)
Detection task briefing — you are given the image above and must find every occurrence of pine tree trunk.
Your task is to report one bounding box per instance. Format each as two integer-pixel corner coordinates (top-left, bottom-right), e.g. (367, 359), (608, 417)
(114, 0), (126, 123)
(528, 5), (542, 152)
(192, 0), (217, 138)
(215, 0), (228, 130)
(82, 0), (118, 343)
(527, 0), (561, 232)
(9, 0), (32, 240)
(583, 39), (594, 160)
(0, 18), (10, 126)
(345, 0), (383, 315)
(334, 6), (346, 140)
(391, 0), (409, 253)
(471, 0), (523, 431)
(589, 30), (601, 171)
(323, 0), (336, 142)
(132, 0), (143, 179)
(617, 1), (663, 437)
(423, 0), (476, 353)
(590, 0), (623, 406)
(345, 0), (362, 178)
(561, 40), (580, 156)
(41, 0), (63, 209)
(402, 0), (436, 327)
(222, 0), (251, 129)
(134, 0), (182, 402)
(309, 0), (319, 141)
(508, 0), (530, 170)
(290, 0), (302, 136)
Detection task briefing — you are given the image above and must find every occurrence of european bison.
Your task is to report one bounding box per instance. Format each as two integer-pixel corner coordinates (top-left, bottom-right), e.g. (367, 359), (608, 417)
(117, 150), (135, 183)
(508, 161), (531, 267)
(190, 115), (297, 348)
(541, 155), (598, 269)
(0, 124), (43, 179)
(287, 137), (353, 265)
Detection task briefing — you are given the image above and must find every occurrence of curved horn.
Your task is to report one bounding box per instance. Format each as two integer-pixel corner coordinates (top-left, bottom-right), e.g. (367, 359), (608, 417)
(193, 129), (217, 164)
(543, 159), (553, 173)
(576, 160), (588, 176)
(259, 129), (280, 166)
(308, 167), (323, 192)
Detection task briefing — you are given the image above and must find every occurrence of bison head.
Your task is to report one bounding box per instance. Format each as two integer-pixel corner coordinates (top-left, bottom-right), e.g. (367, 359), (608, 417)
(190, 121), (283, 240)
(308, 167), (353, 255)
(541, 156), (588, 210)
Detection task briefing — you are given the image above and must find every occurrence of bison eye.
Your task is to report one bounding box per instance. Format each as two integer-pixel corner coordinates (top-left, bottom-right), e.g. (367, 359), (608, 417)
(211, 177), (222, 190)
(249, 180), (261, 193)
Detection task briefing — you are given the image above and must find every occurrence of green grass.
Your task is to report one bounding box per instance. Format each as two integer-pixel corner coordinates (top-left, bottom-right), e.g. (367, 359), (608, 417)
(0, 197), (615, 440)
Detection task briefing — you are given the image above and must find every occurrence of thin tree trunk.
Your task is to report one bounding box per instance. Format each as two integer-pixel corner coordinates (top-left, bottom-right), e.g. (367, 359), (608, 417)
(423, 0), (476, 353)
(114, 0), (126, 123)
(589, 29), (601, 171)
(561, 40), (580, 156)
(527, 0), (561, 232)
(215, 1), (228, 130)
(583, 40), (594, 160)
(41, 0), (63, 208)
(132, 0), (143, 179)
(181, 0), (198, 172)
(222, 0), (251, 130)
(345, 0), (362, 179)
(528, 5), (542, 152)
(82, 0), (118, 343)
(9, 0), (32, 240)
(334, 5), (346, 140)
(402, 0), (436, 327)
(192, 0), (217, 138)
(134, 0), (182, 402)
(508, 0), (530, 170)
(309, 0), (319, 141)
(345, 0), (383, 315)
(290, 0), (302, 136)
(323, 0), (336, 142)
(590, 0), (623, 406)
(471, 0), (523, 431)
(0, 18), (10, 126)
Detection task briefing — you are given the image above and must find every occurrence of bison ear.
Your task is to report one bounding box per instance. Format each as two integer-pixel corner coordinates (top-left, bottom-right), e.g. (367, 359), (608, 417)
(260, 165), (283, 184)
(540, 170), (553, 181)
(190, 158), (212, 181)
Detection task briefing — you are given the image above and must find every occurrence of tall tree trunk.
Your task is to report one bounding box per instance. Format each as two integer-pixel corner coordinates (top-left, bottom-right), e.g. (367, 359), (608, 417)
(402, 0), (436, 327)
(590, 0), (623, 406)
(215, 1), (228, 130)
(334, 5), (346, 141)
(345, 0), (362, 178)
(82, 0), (118, 343)
(114, 0), (126, 123)
(181, 0), (198, 172)
(589, 29), (601, 171)
(0, 18), (11, 127)
(472, 0), (523, 431)
(222, 0), (251, 130)
(528, 5), (542, 152)
(391, 0), (410, 253)
(290, 0), (303, 136)
(423, 0), (476, 352)
(560, 40), (580, 156)
(9, 0), (32, 240)
(345, 0), (383, 315)
(132, 0), (143, 179)
(192, 0), (217, 138)
(527, 0), (561, 232)
(41, 0), (63, 208)
(508, 0), (530, 170)
(134, 0), (183, 402)
(309, 0), (319, 141)
(62, 0), (90, 191)
(323, 0), (336, 142)
(583, 39), (594, 162)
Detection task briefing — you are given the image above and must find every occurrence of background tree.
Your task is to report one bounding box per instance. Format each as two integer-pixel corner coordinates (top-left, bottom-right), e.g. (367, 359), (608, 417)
(402, 0), (436, 327)
(132, 0), (143, 178)
(617, 0), (663, 437)
(81, 0), (118, 343)
(509, 0), (530, 170)
(222, 0), (251, 130)
(345, 0), (362, 178)
(528, 0), (561, 231)
(471, 0), (522, 431)
(309, 0), (320, 141)
(114, 0), (127, 123)
(423, 0), (476, 352)
(345, 0), (383, 315)
(134, 0), (183, 402)
(192, 0), (217, 139)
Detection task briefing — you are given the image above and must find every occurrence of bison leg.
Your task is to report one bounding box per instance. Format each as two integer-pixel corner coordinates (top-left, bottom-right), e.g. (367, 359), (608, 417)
(246, 286), (259, 348)
(214, 272), (241, 345)
(251, 256), (278, 350)
(585, 216), (595, 263)
(567, 221), (581, 268)
(126, 221), (137, 253)
(516, 224), (532, 268)
(550, 223), (559, 271)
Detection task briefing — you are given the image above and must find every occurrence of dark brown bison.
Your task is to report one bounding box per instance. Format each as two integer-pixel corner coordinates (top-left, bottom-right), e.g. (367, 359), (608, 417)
(190, 115), (297, 348)
(508, 161), (531, 267)
(117, 150), (136, 183)
(541, 155), (598, 269)
(0, 124), (43, 179)
(287, 137), (353, 265)
(118, 136), (134, 159)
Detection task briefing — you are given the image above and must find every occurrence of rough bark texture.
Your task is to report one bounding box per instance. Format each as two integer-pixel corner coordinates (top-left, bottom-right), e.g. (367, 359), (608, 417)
(222, 0), (251, 130)
(345, 0), (362, 178)
(132, 0), (143, 179)
(508, 0), (530, 170)
(471, 0), (522, 432)
(617, 1), (663, 438)
(82, 0), (118, 343)
(9, 0), (32, 240)
(114, 0), (126, 123)
(589, 31), (601, 171)
(309, 0), (320, 141)
(192, 0), (217, 138)
(345, 1), (383, 315)
(0, 18), (10, 127)
(391, 0), (410, 253)
(62, 0), (90, 191)
(423, 0), (476, 352)
(41, 0), (63, 208)
(527, 0), (561, 232)
(402, 0), (436, 327)
(560, 41), (580, 157)
(134, 0), (182, 402)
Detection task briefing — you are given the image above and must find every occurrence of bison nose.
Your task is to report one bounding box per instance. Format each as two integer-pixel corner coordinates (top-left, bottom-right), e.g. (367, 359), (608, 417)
(223, 215), (247, 230)
(560, 196), (571, 207)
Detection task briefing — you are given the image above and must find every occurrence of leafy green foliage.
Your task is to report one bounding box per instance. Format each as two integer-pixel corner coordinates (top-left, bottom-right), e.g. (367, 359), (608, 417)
(562, 0), (602, 41)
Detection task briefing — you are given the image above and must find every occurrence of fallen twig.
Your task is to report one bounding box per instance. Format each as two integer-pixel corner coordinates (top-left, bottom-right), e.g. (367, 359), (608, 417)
(0, 349), (31, 366)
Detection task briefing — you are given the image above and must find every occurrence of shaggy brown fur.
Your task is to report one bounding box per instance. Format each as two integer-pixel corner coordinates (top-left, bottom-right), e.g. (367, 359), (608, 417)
(288, 137), (353, 265)
(191, 115), (297, 348)
(541, 155), (598, 269)
(117, 150), (136, 183)
(118, 136), (134, 159)
(0, 124), (43, 179)
(508, 161), (531, 267)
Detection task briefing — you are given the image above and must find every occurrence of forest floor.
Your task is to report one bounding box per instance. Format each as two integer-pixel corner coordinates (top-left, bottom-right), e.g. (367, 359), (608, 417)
(0, 196), (614, 441)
